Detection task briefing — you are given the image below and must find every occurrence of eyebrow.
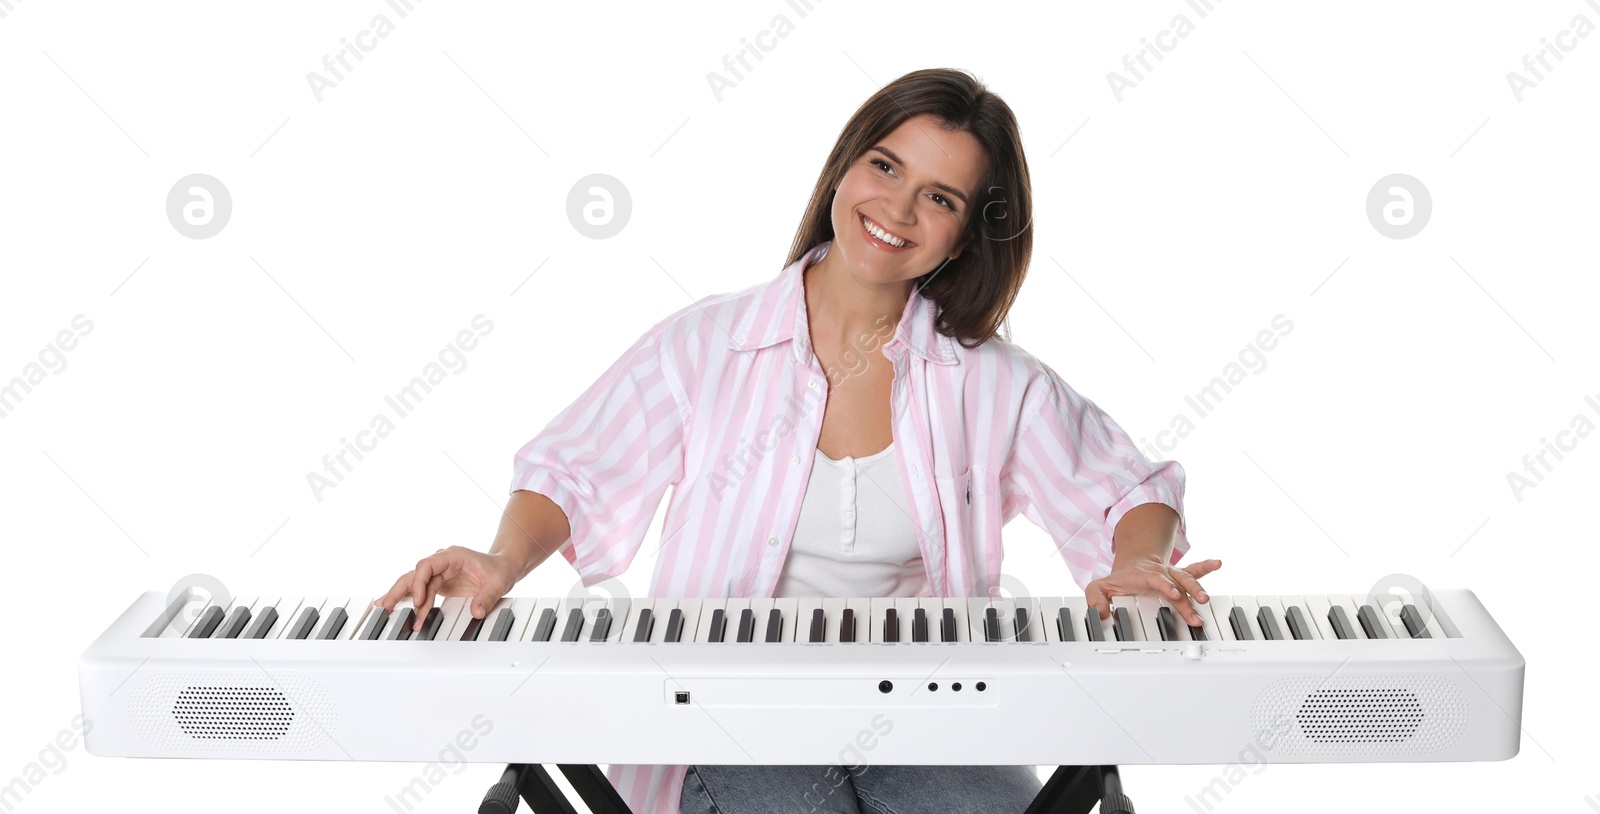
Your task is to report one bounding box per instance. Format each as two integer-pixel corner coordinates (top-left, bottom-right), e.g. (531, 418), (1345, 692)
(867, 146), (971, 208)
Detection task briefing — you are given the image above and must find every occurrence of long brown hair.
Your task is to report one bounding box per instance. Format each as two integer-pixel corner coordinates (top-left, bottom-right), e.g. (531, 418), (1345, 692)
(786, 68), (1032, 349)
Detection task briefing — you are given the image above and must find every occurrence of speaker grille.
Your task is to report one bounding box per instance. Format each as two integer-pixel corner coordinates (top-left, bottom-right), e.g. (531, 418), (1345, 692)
(1251, 675), (1467, 756)
(131, 673), (336, 754)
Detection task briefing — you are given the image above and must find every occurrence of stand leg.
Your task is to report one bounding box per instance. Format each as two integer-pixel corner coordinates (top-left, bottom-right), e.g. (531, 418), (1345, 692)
(478, 764), (591, 814)
(1023, 765), (1135, 814)
(557, 764), (634, 814)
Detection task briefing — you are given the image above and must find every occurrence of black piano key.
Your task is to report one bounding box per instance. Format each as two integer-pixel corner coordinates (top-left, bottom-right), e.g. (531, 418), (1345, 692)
(487, 608), (514, 642)
(1400, 604), (1431, 638)
(1328, 605), (1359, 640)
(665, 608), (685, 643)
(1057, 607), (1075, 642)
(359, 608), (390, 640)
(941, 608), (957, 642)
(531, 608), (556, 642)
(840, 608), (855, 643)
(316, 606), (348, 639)
(1229, 606), (1255, 640)
(633, 608), (655, 642)
(1357, 605), (1388, 639)
(1113, 606), (1135, 641)
(215, 606), (252, 639)
(1084, 610), (1106, 642)
(1257, 606), (1285, 641)
(765, 609), (783, 643)
(1013, 607), (1031, 642)
(460, 614), (485, 642)
(708, 608), (726, 643)
(1189, 623), (1207, 641)
(884, 608), (899, 643)
(286, 607), (319, 640)
(187, 605), (224, 638)
(808, 608), (825, 643)
(736, 608), (754, 643)
(416, 608), (444, 641)
(984, 607), (1001, 642)
(912, 608), (928, 643)
(1285, 606), (1314, 640)
(590, 608), (613, 642)
(387, 608), (416, 640)
(243, 607), (279, 640)
(560, 608), (585, 642)
(1156, 607), (1179, 641)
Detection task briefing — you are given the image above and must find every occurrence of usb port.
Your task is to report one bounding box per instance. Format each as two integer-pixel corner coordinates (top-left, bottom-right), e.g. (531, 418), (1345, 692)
(674, 691), (691, 705)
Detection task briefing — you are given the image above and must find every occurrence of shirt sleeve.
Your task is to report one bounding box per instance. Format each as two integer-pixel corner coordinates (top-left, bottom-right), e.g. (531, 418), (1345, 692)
(510, 312), (691, 587)
(1005, 362), (1191, 589)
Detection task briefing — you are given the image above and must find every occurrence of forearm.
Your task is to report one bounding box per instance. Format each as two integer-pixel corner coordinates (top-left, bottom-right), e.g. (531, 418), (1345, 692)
(489, 489), (573, 582)
(1110, 501), (1180, 569)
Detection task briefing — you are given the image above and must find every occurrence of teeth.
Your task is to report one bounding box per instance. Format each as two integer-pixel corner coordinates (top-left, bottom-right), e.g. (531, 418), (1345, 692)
(862, 215), (906, 248)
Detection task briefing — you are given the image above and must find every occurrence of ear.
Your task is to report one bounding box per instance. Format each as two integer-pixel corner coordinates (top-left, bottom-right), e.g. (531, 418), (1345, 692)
(949, 231), (975, 260)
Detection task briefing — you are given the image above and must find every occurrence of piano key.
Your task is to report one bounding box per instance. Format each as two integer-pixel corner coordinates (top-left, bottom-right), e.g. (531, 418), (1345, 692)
(1110, 597), (1142, 641)
(486, 607), (514, 641)
(708, 608), (727, 643)
(1188, 598), (1222, 642)
(764, 608), (783, 643)
(459, 615), (485, 642)
(527, 607), (556, 642)
(600, 597), (633, 643)
(1057, 607), (1075, 642)
(431, 598), (468, 642)
(1013, 605), (1032, 642)
(839, 608), (855, 643)
(1013, 597), (1044, 643)
(1228, 606), (1256, 640)
(416, 607), (444, 641)
(736, 608), (755, 643)
(1132, 596), (1165, 642)
(590, 608), (613, 642)
(1227, 596), (1262, 640)
(506, 598), (541, 642)
(1356, 605), (1389, 639)
(984, 607), (1000, 642)
(375, 598), (415, 640)
(316, 606), (349, 639)
(1327, 595), (1368, 639)
(941, 607), (958, 642)
(1285, 605), (1316, 640)
(1256, 606), (1285, 640)
(665, 608), (685, 643)
(261, 597), (305, 639)
(922, 597), (967, 643)
(808, 608), (825, 643)
(339, 597), (377, 641)
(819, 599), (849, 643)
(885, 608), (901, 643)
(912, 608), (929, 643)
(1328, 605), (1360, 639)
(1034, 597), (1066, 642)
(1206, 596), (1237, 641)
(560, 607), (585, 642)
(153, 591), (215, 638)
(187, 605), (225, 638)
(871, 598), (899, 643)
(242, 606), (279, 639)
(360, 607), (390, 640)
(210, 595), (255, 638)
(1156, 606), (1180, 641)
(633, 608), (655, 643)
(386, 608), (416, 640)
(1253, 596), (1289, 641)
(284, 606), (320, 640)
(1400, 604), (1431, 638)
(1303, 596), (1341, 641)
(1113, 606), (1137, 641)
(1147, 595), (1191, 642)
(1083, 604), (1110, 642)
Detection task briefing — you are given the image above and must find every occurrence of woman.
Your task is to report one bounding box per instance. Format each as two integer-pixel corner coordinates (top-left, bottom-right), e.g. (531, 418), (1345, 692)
(376, 68), (1220, 814)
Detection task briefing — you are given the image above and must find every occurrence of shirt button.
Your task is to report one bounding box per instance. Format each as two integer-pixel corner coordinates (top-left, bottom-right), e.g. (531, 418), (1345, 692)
(843, 530), (854, 540)
(790, 455), (799, 465)
(808, 378), (818, 389)
(790, 354), (797, 363)
(844, 511), (855, 520)
(768, 537), (778, 547)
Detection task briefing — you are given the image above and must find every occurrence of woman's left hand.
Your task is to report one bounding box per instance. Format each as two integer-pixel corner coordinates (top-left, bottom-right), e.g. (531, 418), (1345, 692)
(1084, 557), (1223, 626)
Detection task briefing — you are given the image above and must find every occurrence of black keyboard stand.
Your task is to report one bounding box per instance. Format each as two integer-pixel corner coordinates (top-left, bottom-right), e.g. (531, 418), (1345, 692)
(1025, 765), (1135, 814)
(478, 762), (1133, 814)
(478, 764), (633, 814)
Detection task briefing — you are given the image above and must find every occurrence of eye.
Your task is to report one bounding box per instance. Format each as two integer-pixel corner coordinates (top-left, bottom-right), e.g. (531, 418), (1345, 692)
(930, 193), (954, 210)
(869, 158), (893, 174)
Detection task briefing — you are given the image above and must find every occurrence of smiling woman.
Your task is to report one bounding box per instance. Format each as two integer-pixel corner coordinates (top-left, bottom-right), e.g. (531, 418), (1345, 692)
(376, 67), (1215, 814)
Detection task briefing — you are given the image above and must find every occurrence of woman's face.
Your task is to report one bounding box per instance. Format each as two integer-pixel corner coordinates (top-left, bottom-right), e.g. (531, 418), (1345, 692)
(828, 113), (991, 285)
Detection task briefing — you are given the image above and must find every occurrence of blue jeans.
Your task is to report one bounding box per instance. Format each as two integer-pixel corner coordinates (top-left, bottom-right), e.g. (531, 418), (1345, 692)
(679, 764), (1042, 814)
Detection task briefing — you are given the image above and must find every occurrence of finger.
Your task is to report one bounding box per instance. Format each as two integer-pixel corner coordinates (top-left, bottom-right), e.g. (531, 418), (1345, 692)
(1171, 567), (1209, 604)
(469, 584), (502, 620)
(1086, 583), (1109, 620)
(415, 574), (444, 630)
(1181, 558), (1223, 580)
(376, 573), (413, 613)
(1131, 570), (1183, 602)
(409, 555), (444, 610)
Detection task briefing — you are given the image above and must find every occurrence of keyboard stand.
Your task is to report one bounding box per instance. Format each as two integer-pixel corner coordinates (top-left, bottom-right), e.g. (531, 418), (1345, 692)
(478, 762), (1134, 814)
(478, 764), (633, 814)
(1025, 765), (1135, 814)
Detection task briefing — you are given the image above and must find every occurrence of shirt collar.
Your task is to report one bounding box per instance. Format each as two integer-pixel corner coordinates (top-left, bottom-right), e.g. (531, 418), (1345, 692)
(725, 240), (958, 366)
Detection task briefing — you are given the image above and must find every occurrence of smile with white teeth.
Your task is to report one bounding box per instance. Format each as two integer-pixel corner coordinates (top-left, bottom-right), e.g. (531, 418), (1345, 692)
(861, 214), (911, 248)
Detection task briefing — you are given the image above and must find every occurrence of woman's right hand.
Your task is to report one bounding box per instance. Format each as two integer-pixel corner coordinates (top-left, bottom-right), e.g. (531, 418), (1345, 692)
(374, 546), (520, 631)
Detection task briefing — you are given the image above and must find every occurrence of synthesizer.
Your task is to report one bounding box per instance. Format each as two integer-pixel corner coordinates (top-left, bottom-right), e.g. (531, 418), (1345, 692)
(78, 589), (1524, 766)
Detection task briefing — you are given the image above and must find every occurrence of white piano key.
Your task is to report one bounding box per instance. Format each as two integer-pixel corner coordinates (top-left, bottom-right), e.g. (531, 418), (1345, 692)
(341, 596), (378, 640)
(745, 599), (775, 644)
(275, 596), (324, 639)
(1415, 596), (1448, 639)
(258, 597), (302, 639)
(505, 598), (539, 641)
(772, 598), (799, 643)
(154, 591), (215, 638)
(926, 597), (970, 643)
(640, 598), (678, 643)
(1377, 596), (1412, 639)
(1189, 597), (1223, 642)
(967, 596), (1018, 642)
(1133, 595), (1168, 641)
(596, 597), (631, 642)
(1303, 595), (1340, 641)
(1109, 596), (1143, 641)
(427, 597), (467, 641)
(819, 599), (849, 643)
(1207, 595), (1237, 641)
(870, 598), (897, 643)
(794, 598), (824, 643)
(376, 597), (416, 639)
(672, 599), (705, 643)
(894, 598), (921, 643)
(1037, 597), (1067, 642)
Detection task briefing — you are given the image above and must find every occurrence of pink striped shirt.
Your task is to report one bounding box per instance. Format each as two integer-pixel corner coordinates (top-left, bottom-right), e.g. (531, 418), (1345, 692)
(510, 240), (1191, 814)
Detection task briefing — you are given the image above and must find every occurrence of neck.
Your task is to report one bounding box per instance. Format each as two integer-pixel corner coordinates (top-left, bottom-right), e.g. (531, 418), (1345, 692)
(804, 249), (913, 343)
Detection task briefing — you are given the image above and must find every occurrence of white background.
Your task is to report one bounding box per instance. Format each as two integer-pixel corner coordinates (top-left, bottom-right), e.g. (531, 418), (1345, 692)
(3, 0), (1596, 811)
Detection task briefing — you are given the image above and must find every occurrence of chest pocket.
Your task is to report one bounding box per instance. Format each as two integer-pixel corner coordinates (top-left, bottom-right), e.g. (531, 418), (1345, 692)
(933, 464), (1002, 586)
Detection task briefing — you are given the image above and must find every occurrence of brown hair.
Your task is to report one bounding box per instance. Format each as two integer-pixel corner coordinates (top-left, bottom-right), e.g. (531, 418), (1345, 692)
(786, 68), (1033, 348)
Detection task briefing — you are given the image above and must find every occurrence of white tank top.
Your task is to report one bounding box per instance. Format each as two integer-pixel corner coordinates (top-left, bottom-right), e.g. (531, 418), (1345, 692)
(772, 442), (931, 598)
